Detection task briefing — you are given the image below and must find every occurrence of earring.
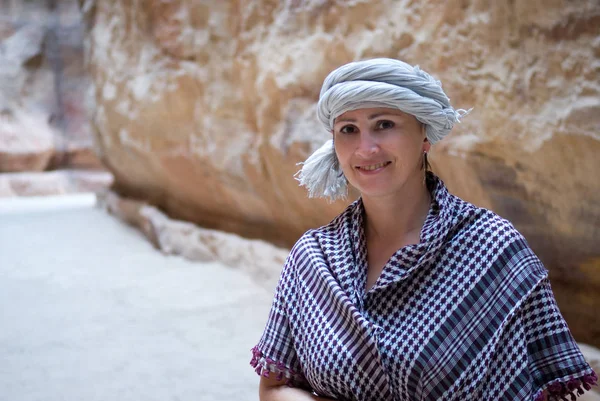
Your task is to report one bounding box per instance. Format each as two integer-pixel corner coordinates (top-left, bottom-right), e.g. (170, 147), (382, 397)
(422, 151), (430, 186)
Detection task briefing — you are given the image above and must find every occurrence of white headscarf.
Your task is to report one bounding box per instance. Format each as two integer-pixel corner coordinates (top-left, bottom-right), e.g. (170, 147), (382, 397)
(296, 58), (470, 201)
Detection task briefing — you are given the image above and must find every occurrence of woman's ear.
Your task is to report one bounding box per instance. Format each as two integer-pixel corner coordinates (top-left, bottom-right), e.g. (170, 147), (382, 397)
(423, 137), (431, 153)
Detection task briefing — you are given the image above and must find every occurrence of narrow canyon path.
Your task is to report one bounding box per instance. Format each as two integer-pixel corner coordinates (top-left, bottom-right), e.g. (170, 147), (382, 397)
(0, 195), (272, 401)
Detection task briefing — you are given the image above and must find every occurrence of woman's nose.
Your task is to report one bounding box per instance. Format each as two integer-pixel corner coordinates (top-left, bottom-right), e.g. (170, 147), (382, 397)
(356, 130), (379, 156)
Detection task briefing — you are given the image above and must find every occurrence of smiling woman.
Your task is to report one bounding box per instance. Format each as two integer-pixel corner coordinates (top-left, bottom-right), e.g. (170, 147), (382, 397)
(332, 107), (432, 291)
(251, 58), (597, 401)
(332, 108), (427, 200)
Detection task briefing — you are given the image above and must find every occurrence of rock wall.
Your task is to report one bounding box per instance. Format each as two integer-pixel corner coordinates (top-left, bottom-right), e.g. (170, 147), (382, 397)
(83, 0), (600, 346)
(0, 0), (110, 195)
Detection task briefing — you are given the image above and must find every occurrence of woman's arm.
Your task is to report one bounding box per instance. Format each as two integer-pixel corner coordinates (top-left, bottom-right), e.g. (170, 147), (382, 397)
(259, 375), (332, 401)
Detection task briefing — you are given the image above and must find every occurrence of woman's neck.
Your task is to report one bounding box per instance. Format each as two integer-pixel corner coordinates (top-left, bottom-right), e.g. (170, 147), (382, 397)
(362, 176), (431, 246)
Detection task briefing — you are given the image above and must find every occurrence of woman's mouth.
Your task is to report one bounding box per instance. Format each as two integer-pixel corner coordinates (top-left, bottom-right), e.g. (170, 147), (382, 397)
(356, 161), (391, 171)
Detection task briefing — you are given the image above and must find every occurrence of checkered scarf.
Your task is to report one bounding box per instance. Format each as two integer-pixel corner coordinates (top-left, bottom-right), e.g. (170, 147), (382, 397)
(251, 174), (597, 400)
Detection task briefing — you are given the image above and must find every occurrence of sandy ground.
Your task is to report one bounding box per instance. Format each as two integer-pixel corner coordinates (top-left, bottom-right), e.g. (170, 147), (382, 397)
(0, 195), (273, 401)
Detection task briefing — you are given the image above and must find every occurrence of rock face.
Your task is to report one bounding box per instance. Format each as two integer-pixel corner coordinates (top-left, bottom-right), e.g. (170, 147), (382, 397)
(0, 1), (103, 174)
(97, 189), (288, 291)
(0, 170), (113, 197)
(84, 1), (600, 346)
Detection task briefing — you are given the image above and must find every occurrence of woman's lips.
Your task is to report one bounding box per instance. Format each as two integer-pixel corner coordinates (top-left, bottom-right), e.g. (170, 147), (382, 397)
(355, 161), (391, 172)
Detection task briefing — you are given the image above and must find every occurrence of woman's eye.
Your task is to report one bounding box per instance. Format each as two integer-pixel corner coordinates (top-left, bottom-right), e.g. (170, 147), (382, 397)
(340, 125), (358, 134)
(377, 120), (395, 130)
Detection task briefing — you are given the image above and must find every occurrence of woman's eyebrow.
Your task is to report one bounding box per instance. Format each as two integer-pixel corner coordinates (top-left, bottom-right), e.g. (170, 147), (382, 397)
(368, 112), (403, 120)
(335, 117), (357, 124)
(335, 112), (404, 124)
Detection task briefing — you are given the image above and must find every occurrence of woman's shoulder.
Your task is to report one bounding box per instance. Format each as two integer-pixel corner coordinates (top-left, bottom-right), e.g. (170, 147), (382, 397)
(430, 175), (526, 243)
(288, 199), (359, 259)
(450, 192), (526, 241)
(448, 193), (548, 275)
(298, 199), (359, 239)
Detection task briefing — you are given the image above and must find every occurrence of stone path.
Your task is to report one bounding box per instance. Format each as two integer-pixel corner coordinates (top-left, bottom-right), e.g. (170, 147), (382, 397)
(0, 195), (273, 401)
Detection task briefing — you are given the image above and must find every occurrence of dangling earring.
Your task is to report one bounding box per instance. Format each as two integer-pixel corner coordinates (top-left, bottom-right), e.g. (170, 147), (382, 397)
(422, 151), (430, 186)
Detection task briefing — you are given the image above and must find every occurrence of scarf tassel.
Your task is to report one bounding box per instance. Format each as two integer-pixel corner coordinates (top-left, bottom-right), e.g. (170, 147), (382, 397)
(249, 346), (298, 385)
(537, 372), (598, 401)
(294, 139), (348, 202)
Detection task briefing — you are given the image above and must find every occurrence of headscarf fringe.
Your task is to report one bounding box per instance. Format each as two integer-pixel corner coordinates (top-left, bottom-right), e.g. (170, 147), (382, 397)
(294, 139), (347, 202)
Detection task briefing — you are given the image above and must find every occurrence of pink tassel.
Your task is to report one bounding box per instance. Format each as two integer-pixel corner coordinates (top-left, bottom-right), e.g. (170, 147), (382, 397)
(249, 347), (302, 387)
(548, 382), (563, 394)
(540, 372), (598, 401)
(567, 379), (580, 391)
(583, 372), (598, 388)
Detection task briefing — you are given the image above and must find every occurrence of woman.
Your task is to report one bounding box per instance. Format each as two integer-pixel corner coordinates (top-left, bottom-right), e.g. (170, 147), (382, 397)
(250, 58), (597, 401)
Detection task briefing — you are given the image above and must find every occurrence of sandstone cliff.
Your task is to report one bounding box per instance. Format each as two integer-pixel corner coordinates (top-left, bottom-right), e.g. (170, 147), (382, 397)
(83, 0), (600, 346)
(0, 1), (110, 196)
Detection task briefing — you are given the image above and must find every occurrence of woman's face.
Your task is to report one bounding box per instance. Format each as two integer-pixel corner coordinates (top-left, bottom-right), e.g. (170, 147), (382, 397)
(333, 107), (430, 199)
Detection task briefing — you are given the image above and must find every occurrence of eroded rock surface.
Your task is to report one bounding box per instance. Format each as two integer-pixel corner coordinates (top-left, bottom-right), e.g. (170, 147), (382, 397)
(97, 189), (288, 291)
(0, 1), (103, 174)
(0, 170), (113, 197)
(84, 0), (600, 345)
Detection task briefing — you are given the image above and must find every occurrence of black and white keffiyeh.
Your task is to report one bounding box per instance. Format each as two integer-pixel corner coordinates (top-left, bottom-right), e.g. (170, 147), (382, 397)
(251, 174), (597, 401)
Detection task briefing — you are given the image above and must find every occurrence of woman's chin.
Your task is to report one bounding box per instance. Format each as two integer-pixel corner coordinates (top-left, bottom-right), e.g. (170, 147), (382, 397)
(352, 183), (398, 199)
